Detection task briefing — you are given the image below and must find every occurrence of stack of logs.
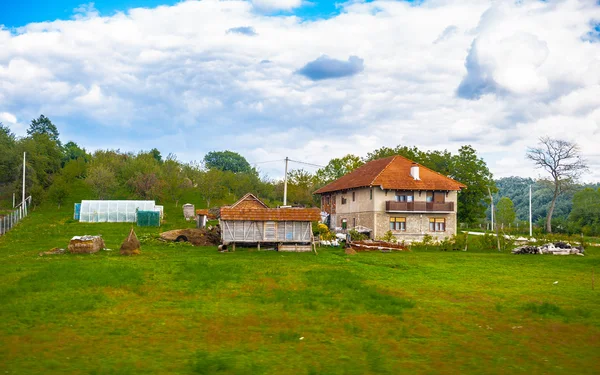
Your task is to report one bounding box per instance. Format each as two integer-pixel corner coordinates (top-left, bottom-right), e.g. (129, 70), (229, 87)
(512, 242), (584, 255)
(350, 240), (409, 253)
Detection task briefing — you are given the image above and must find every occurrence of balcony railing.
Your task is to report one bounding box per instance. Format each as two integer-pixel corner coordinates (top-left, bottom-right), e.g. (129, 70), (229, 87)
(385, 201), (454, 212)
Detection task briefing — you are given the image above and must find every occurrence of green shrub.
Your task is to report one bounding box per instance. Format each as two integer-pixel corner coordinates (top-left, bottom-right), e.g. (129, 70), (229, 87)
(379, 230), (397, 243)
(349, 229), (368, 241)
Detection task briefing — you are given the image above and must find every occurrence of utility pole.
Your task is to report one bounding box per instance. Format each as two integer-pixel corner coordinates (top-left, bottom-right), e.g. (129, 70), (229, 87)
(12, 193), (15, 208)
(529, 184), (532, 237)
(488, 187), (494, 232)
(283, 157), (289, 206)
(22, 152), (26, 215)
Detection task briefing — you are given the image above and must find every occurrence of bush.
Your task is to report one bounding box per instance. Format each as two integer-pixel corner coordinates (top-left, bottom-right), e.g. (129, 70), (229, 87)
(378, 230), (397, 243)
(349, 229), (368, 241)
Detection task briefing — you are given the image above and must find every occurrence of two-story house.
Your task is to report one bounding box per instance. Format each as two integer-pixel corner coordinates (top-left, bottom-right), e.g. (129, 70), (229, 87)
(314, 155), (466, 241)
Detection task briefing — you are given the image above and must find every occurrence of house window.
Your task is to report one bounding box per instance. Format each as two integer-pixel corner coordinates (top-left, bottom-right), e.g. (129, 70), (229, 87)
(390, 217), (406, 231)
(341, 218), (347, 229)
(341, 197), (347, 205)
(429, 218), (446, 232)
(370, 189), (373, 200)
(352, 192), (356, 202)
(395, 193), (414, 202)
(426, 192), (434, 202)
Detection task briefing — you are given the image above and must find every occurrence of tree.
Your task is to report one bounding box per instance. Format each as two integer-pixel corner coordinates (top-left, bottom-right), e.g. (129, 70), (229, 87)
(315, 154), (363, 184)
(160, 154), (192, 206)
(204, 150), (253, 174)
(450, 145), (496, 224)
(526, 137), (587, 232)
(62, 141), (89, 166)
(150, 148), (162, 164)
(568, 188), (600, 235)
(86, 165), (118, 199)
(286, 169), (319, 206)
(496, 197), (516, 227)
(48, 176), (71, 208)
(28, 115), (60, 145)
(0, 123), (19, 185)
(128, 172), (163, 200)
(197, 169), (226, 207)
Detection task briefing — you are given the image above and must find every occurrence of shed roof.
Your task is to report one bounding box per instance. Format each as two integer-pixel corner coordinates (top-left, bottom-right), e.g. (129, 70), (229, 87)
(314, 155), (466, 194)
(220, 193), (320, 222)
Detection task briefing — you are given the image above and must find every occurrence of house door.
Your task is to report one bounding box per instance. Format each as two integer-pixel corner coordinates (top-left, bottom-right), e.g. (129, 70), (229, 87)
(433, 192), (445, 203)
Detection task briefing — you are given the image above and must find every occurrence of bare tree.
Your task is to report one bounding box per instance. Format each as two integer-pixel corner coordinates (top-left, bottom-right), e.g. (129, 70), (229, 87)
(526, 137), (587, 232)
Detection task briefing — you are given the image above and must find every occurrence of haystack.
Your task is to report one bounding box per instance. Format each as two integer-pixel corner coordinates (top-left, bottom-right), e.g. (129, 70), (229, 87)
(68, 235), (105, 254)
(120, 228), (141, 255)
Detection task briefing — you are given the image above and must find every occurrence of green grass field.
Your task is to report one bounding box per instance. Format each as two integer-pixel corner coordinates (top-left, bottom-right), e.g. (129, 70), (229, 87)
(1, 194), (599, 374)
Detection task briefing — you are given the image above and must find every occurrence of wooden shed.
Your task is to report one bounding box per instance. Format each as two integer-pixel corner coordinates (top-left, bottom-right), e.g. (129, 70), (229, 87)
(220, 193), (321, 252)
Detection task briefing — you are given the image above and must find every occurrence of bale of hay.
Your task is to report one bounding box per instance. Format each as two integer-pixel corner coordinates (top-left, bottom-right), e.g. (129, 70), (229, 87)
(68, 235), (105, 254)
(120, 228), (141, 255)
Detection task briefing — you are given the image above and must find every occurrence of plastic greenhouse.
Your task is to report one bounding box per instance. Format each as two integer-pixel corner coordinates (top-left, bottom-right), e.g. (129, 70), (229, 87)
(78, 200), (156, 223)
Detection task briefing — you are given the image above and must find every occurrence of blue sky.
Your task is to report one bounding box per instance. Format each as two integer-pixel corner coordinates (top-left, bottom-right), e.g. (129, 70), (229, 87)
(0, 1), (179, 27)
(1, 0), (600, 180)
(0, 0), (356, 27)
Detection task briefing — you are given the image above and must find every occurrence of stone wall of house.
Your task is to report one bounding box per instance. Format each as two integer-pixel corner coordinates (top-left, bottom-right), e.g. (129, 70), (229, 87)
(374, 212), (457, 242)
(326, 186), (459, 241)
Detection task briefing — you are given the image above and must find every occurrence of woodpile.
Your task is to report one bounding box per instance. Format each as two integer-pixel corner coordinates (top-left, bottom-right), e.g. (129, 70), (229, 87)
(68, 235), (105, 254)
(513, 242), (584, 255)
(350, 240), (409, 253)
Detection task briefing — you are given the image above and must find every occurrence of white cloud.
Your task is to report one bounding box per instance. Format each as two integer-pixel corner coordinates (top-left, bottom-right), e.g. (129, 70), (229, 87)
(0, 0), (599, 181)
(0, 111), (17, 124)
(251, 0), (303, 11)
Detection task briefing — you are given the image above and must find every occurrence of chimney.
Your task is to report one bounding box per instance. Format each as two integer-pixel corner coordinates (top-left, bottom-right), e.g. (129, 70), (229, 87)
(410, 163), (420, 180)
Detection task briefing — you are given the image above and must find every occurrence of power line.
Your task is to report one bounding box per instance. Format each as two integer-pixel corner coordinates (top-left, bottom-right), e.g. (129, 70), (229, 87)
(288, 159), (325, 168)
(250, 159), (285, 165)
(250, 158), (325, 169)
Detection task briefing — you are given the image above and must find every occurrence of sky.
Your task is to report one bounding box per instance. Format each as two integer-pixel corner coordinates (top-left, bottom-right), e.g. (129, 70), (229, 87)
(1, 0), (599, 181)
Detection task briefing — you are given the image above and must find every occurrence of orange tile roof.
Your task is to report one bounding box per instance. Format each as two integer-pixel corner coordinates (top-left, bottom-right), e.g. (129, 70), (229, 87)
(220, 207), (321, 221)
(220, 193), (321, 221)
(314, 155), (466, 194)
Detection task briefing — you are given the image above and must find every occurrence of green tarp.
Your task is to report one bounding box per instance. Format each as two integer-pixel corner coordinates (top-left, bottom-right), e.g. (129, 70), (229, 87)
(137, 211), (160, 227)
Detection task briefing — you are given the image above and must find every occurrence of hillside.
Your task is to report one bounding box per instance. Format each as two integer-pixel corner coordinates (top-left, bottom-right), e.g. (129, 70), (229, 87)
(492, 177), (600, 223)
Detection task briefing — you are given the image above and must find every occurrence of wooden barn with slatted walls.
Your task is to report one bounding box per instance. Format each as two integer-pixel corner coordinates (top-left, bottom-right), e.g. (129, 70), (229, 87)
(219, 193), (321, 252)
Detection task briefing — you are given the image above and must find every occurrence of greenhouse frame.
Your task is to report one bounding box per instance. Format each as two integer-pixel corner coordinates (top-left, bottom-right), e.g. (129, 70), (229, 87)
(78, 200), (157, 223)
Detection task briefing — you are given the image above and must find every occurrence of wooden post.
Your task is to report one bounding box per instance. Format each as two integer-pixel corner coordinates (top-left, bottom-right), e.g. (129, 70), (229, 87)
(257, 242), (260, 251)
(232, 242), (236, 252)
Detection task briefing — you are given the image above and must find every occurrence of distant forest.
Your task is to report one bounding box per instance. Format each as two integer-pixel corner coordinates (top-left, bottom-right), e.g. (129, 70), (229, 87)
(491, 177), (600, 234)
(492, 177), (599, 221)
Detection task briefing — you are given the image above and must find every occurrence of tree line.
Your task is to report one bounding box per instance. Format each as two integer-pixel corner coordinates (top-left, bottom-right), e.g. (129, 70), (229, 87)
(2, 115), (594, 235)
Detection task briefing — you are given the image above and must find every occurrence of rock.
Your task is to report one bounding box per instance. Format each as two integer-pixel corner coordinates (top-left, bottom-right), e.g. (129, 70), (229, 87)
(120, 228), (141, 256)
(68, 235), (105, 254)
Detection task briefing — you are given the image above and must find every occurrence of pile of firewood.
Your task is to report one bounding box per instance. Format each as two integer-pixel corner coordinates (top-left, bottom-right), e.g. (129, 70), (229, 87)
(350, 240), (409, 252)
(513, 242), (584, 255)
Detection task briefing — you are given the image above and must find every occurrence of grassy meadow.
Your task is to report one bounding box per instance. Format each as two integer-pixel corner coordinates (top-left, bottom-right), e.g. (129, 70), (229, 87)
(0, 190), (599, 374)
